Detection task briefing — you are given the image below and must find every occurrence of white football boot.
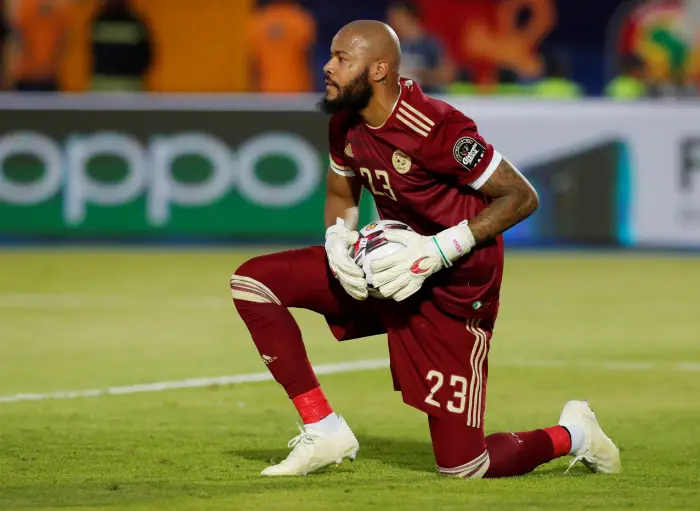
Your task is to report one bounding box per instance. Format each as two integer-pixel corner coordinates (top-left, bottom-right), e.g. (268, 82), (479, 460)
(261, 417), (359, 476)
(558, 400), (621, 474)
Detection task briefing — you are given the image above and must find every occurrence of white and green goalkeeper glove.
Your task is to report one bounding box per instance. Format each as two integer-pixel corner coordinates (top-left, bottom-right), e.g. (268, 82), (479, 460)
(325, 219), (368, 301)
(369, 220), (476, 302)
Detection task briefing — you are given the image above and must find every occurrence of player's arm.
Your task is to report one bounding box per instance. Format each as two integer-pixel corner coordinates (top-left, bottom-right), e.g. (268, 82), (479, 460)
(369, 114), (537, 301)
(323, 115), (366, 299)
(467, 158), (539, 243)
(324, 169), (362, 230)
(323, 168), (367, 300)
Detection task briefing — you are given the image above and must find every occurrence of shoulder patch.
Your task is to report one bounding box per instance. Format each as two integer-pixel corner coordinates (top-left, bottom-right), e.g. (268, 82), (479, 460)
(453, 137), (486, 171)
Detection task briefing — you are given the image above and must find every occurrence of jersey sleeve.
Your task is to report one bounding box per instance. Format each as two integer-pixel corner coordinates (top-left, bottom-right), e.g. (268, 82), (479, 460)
(426, 110), (503, 190)
(328, 114), (355, 177)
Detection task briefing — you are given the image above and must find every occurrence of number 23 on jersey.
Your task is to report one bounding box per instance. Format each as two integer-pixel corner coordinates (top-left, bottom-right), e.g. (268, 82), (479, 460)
(359, 168), (397, 202)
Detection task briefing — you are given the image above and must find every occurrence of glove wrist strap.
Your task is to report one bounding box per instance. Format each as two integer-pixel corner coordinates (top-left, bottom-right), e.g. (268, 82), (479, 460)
(433, 221), (476, 266)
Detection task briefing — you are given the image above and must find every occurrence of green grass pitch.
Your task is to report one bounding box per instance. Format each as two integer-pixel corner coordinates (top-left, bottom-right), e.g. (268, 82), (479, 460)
(1, 248), (699, 510)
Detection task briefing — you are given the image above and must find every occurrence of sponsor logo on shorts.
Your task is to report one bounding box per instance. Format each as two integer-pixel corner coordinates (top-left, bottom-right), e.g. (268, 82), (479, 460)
(261, 354), (277, 365)
(472, 301), (483, 310)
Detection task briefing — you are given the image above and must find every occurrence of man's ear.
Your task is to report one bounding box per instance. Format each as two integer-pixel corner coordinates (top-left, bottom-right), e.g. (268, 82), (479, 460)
(372, 60), (389, 83)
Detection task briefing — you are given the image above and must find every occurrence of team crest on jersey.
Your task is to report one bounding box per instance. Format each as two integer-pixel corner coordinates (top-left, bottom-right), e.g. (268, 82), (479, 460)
(453, 137), (486, 171)
(392, 150), (412, 174)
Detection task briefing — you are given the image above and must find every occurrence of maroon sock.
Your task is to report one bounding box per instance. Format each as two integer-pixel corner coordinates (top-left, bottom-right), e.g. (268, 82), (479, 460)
(231, 249), (350, 423)
(484, 427), (568, 478)
(233, 299), (319, 400)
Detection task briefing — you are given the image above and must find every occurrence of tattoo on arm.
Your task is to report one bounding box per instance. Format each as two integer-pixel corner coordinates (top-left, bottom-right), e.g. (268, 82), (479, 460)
(467, 159), (539, 244)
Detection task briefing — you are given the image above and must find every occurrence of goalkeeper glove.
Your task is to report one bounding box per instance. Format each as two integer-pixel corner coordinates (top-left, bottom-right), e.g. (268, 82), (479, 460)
(369, 220), (475, 302)
(325, 219), (368, 301)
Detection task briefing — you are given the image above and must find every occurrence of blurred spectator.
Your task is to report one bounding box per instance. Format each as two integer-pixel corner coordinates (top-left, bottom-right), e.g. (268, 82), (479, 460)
(649, 21), (698, 99)
(532, 50), (582, 99)
(0, 0), (7, 90)
(90, 0), (152, 92)
(461, 0), (556, 84)
(6, 0), (73, 91)
(248, 0), (316, 93)
(387, 0), (453, 94)
(604, 54), (648, 101)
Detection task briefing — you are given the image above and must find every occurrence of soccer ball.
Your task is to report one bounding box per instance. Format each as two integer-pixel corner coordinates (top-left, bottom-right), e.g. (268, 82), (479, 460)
(348, 219), (413, 298)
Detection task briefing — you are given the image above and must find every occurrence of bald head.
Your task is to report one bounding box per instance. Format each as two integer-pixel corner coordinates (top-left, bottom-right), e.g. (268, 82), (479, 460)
(334, 20), (402, 76)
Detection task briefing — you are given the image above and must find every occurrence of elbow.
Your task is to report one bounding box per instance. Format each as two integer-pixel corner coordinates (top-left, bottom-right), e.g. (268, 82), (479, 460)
(522, 188), (539, 219)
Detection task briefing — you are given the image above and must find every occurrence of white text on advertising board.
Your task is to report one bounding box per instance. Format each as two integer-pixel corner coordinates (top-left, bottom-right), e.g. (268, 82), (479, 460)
(0, 131), (322, 226)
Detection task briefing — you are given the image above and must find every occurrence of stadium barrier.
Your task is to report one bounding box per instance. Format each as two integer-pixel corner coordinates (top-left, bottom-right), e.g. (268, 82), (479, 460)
(0, 94), (698, 247)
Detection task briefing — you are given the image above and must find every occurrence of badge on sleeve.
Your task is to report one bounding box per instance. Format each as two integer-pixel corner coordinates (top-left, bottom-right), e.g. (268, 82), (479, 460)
(453, 137), (486, 171)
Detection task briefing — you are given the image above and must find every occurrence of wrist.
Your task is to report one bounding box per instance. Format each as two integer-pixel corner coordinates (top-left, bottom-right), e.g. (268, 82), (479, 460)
(433, 221), (476, 266)
(325, 219), (347, 240)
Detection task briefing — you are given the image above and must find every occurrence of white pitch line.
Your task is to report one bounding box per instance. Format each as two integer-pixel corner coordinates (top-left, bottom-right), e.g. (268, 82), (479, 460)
(0, 359), (390, 404)
(1, 357), (698, 405)
(0, 293), (230, 310)
(676, 362), (700, 371)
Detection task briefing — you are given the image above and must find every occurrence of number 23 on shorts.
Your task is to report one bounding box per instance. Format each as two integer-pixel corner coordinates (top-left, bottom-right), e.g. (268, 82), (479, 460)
(424, 370), (468, 414)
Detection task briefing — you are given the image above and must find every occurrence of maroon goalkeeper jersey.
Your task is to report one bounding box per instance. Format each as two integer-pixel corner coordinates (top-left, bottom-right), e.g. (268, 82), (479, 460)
(328, 78), (504, 320)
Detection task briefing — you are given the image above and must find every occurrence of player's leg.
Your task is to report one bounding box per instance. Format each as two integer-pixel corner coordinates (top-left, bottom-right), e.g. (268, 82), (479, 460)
(388, 306), (619, 478)
(430, 402), (621, 478)
(437, 319), (620, 477)
(428, 416), (572, 478)
(428, 317), (573, 478)
(231, 246), (383, 475)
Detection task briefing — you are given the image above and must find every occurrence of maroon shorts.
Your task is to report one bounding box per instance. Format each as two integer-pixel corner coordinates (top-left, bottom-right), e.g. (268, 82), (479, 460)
(240, 246), (494, 423)
(330, 298), (493, 424)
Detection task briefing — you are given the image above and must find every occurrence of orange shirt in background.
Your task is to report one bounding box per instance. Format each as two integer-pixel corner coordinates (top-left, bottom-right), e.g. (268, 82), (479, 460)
(8, 0), (73, 82)
(248, 1), (315, 93)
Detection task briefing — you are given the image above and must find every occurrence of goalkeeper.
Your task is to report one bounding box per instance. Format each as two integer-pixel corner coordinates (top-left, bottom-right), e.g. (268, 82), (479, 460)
(231, 20), (621, 478)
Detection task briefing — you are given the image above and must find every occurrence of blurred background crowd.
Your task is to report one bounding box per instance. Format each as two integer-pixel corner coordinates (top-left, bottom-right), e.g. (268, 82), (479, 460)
(0, 0), (698, 99)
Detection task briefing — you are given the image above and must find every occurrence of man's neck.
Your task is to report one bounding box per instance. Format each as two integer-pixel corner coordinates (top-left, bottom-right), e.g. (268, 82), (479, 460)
(360, 81), (401, 128)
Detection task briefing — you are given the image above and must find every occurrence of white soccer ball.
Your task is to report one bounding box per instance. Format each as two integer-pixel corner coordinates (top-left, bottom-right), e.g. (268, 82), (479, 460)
(348, 219), (413, 298)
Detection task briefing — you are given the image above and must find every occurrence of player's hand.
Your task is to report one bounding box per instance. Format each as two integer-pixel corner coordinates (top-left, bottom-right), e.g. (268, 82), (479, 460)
(325, 220), (368, 301)
(369, 222), (475, 302)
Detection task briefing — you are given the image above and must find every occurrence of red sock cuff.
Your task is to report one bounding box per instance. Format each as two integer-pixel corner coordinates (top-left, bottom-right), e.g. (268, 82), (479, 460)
(543, 426), (572, 458)
(291, 386), (333, 425)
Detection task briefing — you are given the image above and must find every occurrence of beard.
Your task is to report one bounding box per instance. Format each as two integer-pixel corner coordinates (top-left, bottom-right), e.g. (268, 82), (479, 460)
(318, 67), (373, 114)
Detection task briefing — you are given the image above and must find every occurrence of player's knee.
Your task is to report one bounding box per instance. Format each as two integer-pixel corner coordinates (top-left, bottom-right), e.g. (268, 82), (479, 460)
(437, 451), (491, 480)
(230, 257), (282, 306)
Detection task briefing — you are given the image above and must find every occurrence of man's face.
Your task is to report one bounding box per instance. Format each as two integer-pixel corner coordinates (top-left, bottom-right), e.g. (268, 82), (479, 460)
(319, 33), (374, 114)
